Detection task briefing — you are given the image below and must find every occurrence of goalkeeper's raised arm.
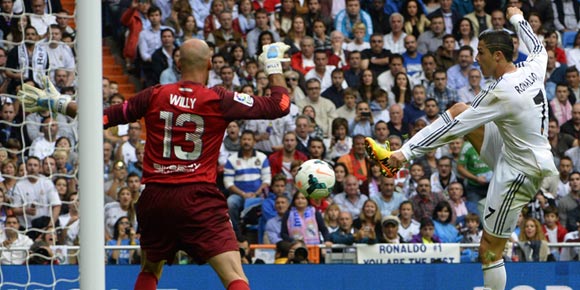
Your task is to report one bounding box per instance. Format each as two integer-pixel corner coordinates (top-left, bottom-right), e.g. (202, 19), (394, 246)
(17, 77), (77, 117)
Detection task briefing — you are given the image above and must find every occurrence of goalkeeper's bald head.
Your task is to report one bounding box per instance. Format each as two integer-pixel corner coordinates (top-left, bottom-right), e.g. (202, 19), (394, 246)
(179, 39), (212, 72)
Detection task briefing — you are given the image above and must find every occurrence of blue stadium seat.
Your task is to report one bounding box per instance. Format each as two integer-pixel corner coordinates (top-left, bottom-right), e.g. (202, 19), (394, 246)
(562, 31), (578, 48)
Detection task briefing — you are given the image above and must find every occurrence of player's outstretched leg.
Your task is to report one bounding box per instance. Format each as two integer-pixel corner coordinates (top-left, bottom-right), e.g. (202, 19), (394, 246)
(364, 138), (399, 177)
(134, 251), (165, 290)
(208, 250), (250, 290)
(480, 231), (508, 290)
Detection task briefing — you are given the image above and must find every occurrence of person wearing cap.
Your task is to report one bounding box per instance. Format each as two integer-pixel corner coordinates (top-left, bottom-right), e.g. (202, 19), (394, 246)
(379, 215), (405, 243)
(410, 217), (442, 243)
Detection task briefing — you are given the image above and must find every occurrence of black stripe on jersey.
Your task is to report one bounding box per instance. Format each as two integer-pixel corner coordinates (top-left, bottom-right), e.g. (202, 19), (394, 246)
(482, 261), (505, 271)
(472, 78), (502, 108)
(493, 174), (525, 234)
(499, 175), (525, 234)
(441, 111), (452, 124)
(410, 119), (459, 150)
(519, 21), (542, 54)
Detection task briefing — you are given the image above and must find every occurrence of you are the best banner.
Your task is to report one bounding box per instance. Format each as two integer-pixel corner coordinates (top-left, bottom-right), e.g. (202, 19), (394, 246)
(356, 243), (461, 264)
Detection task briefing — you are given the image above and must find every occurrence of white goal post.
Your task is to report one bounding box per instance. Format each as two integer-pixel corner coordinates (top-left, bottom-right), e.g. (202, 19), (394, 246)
(78, 1), (105, 289)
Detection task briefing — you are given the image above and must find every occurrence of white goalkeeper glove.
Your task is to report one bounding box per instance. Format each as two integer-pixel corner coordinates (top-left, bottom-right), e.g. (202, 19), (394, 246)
(258, 42), (291, 75)
(17, 76), (72, 115)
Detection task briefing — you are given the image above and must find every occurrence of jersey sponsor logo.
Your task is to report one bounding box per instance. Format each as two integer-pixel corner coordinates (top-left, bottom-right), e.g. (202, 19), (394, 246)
(514, 72), (538, 94)
(153, 162), (201, 174)
(169, 93), (197, 109)
(234, 93), (254, 107)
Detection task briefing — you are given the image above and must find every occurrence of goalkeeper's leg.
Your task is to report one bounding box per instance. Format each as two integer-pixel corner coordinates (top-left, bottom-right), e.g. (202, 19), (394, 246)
(208, 251), (250, 290)
(134, 251), (165, 290)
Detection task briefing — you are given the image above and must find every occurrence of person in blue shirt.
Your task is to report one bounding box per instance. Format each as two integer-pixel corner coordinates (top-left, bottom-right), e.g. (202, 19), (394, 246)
(432, 201), (462, 243)
(107, 216), (140, 264)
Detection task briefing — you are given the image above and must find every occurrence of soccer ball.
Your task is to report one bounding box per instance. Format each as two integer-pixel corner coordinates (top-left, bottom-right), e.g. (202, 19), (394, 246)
(295, 159), (335, 199)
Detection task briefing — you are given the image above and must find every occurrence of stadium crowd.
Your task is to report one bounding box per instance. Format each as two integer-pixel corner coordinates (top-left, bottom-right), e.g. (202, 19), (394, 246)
(0, 0), (580, 266)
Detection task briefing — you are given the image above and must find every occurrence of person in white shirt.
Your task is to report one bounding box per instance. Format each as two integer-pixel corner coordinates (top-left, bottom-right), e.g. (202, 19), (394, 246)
(0, 216), (33, 265)
(383, 13), (407, 54)
(29, 0), (56, 37)
(387, 9), (558, 290)
(29, 116), (60, 160)
(305, 50), (345, 92)
(11, 157), (61, 229)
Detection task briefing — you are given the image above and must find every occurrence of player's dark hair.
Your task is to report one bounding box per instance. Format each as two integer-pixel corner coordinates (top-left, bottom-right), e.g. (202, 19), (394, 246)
(479, 30), (514, 62)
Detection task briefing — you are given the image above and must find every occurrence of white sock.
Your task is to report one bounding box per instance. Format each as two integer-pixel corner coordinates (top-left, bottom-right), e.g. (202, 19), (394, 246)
(482, 259), (506, 290)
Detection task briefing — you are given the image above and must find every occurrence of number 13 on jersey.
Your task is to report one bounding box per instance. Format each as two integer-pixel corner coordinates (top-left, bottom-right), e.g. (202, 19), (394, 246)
(160, 111), (204, 161)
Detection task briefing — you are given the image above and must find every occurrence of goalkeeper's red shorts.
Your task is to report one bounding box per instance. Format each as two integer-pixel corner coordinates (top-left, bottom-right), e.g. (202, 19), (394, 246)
(136, 182), (239, 265)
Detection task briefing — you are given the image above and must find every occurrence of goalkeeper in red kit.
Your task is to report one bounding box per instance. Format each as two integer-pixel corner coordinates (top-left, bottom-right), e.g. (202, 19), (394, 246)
(19, 39), (292, 290)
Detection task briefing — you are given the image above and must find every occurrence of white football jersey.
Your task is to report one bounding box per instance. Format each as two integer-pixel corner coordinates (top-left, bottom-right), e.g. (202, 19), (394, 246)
(402, 14), (558, 178)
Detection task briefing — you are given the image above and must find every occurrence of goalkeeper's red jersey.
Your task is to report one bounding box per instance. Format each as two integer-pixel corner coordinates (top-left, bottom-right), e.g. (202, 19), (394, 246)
(103, 81), (290, 184)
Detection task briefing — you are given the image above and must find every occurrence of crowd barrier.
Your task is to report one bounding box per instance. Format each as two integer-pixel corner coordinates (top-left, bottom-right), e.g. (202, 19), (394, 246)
(1, 262), (578, 289)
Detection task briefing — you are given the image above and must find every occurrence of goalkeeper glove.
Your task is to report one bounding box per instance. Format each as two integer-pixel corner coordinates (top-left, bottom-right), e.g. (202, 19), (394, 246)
(258, 42), (291, 75)
(17, 76), (72, 115)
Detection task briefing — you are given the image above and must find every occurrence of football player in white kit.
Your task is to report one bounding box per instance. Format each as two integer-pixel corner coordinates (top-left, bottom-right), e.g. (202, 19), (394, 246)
(373, 7), (559, 290)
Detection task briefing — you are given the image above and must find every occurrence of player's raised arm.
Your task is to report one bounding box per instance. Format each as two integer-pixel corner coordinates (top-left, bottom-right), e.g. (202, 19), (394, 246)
(507, 7), (546, 66)
(17, 76), (76, 117)
(220, 42), (291, 120)
(103, 87), (152, 129)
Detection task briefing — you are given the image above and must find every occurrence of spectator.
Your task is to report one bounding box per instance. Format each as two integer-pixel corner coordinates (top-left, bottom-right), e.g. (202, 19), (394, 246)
(329, 211), (355, 245)
(322, 69), (347, 108)
(283, 15), (309, 56)
(349, 101), (373, 137)
(373, 121), (391, 148)
(41, 155), (56, 178)
(417, 15), (445, 54)
(217, 66), (239, 92)
(389, 72), (413, 107)
(290, 36), (316, 75)
(377, 54), (405, 93)
(296, 79), (337, 137)
(558, 172), (580, 232)
(334, 0), (373, 42)
(435, 34), (458, 71)
(402, 0), (429, 39)
(12, 157), (61, 229)
(457, 68), (483, 104)
(323, 203), (341, 233)
(281, 191), (331, 245)
(106, 216), (140, 264)
(219, 121), (241, 167)
(283, 70), (306, 103)
(126, 172), (142, 201)
(387, 103), (409, 141)
(345, 22), (370, 53)
(514, 217), (551, 262)
(104, 160), (128, 202)
(115, 122), (144, 166)
(411, 177), (446, 220)
(343, 51), (363, 89)
(548, 118), (575, 163)
(5, 26), (48, 91)
(102, 140), (114, 183)
(542, 206), (568, 258)
(326, 117), (352, 161)
(159, 47), (181, 84)
(410, 217), (442, 243)
(545, 30), (567, 65)
(151, 28), (177, 85)
(304, 0), (332, 36)
(336, 88), (358, 123)
(0, 103), (25, 147)
(464, 0), (491, 38)
(138, 6), (169, 87)
(295, 115), (311, 156)
(550, 83), (573, 126)
(334, 174), (369, 219)
(402, 35), (423, 77)
(29, 116), (59, 160)
(428, 0), (460, 35)
(331, 163), (348, 196)
(305, 50), (343, 93)
(224, 130), (271, 232)
(447, 182), (478, 226)
(202, 0), (225, 38)
(0, 215), (33, 265)
(25, 109), (75, 150)
(447, 46), (477, 91)
(411, 53), (437, 88)
(403, 85), (427, 126)
(454, 18), (478, 55)
(55, 9), (75, 38)
(207, 10), (243, 53)
(430, 156), (457, 196)
(265, 195), (290, 244)
(358, 69), (379, 102)
(273, 0), (295, 38)
(353, 199), (382, 243)
(379, 215), (405, 243)
(104, 186), (136, 242)
(432, 200), (461, 242)
(461, 212), (483, 243)
(372, 175), (407, 217)
(427, 69), (459, 112)
(268, 131), (309, 183)
(398, 200), (420, 242)
(28, 0), (57, 37)
(246, 9), (280, 57)
(177, 15), (202, 45)
(58, 192), (79, 246)
(329, 30), (348, 68)
(337, 136), (369, 183)
(45, 25), (75, 85)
